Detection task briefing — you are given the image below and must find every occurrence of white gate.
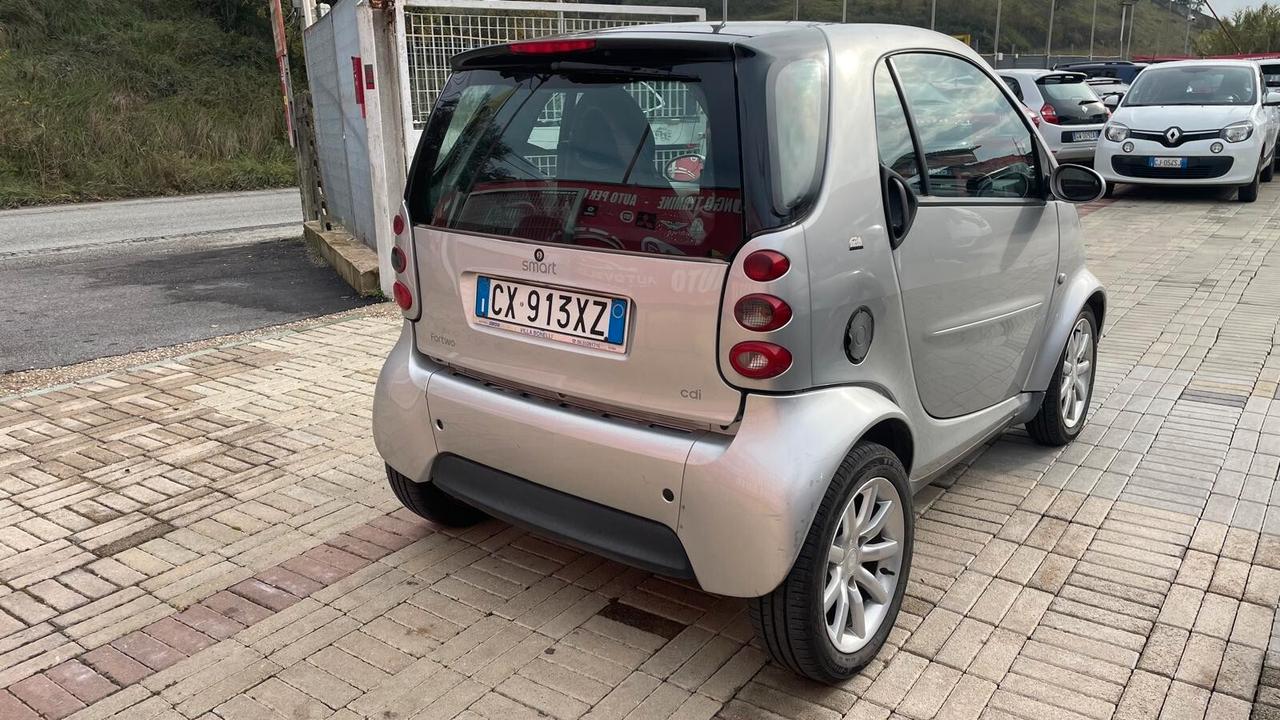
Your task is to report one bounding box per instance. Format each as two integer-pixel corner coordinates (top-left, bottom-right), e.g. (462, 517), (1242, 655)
(394, 0), (706, 161)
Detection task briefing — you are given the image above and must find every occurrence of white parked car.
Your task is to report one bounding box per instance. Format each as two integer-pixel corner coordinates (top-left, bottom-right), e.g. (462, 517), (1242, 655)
(1000, 70), (1110, 161)
(1095, 60), (1280, 201)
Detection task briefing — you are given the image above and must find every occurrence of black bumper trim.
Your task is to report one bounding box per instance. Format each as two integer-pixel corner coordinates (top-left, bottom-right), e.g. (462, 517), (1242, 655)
(430, 454), (696, 580)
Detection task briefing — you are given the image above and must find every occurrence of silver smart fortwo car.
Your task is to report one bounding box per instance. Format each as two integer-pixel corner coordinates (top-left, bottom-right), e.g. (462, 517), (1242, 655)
(373, 22), (1107, 683)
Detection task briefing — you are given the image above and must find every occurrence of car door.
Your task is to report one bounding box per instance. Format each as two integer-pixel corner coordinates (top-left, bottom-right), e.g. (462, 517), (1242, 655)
(874, 53), (1059, 419)
(1260, 68), (1280, 153)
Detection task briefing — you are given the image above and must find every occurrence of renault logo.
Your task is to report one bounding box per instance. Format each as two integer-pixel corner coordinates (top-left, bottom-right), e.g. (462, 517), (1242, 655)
(1165, 127), (1183, 145)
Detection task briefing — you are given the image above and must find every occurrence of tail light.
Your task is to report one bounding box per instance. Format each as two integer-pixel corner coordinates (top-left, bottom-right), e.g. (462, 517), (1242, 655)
(391, 210), (417, 319)
(1039, 102), (1060, 125)
(510, 38), (596, 54)
(742, 250), (790, 282)
(392, 281), (413, 311)
(729, 342), (792, 379)
(734, 294), (792, 332)
(1022, 106), (1040, 128)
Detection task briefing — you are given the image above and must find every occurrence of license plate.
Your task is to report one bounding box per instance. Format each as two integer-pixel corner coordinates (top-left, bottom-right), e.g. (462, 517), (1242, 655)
(1151, 157), (1187, 169)
(474, 276), (628, 352)
(1072, 130), (1100, 142)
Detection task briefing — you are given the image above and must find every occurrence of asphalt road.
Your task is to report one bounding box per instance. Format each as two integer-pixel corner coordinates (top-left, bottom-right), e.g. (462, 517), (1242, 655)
(0, 189), (304, 256)
(0, 190), (376, 373)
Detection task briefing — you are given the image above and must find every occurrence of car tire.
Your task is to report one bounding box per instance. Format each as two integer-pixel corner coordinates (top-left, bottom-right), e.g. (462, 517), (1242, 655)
(1240, 168), (1261, 202)
(748, 442), (912, 684)
(1027, 307), (1098, 446)
(386, 464), (487, 527)
(1103, 181), (1116, 198)
(1263, 157), (1275, 182)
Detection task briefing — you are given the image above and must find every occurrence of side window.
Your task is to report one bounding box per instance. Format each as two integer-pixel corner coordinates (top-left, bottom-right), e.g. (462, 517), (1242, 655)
(769, 58), (827, 211)
(891, 53), (1040, 199)
(873, 63), (922, 192)
(1001, 76), (1024, 102)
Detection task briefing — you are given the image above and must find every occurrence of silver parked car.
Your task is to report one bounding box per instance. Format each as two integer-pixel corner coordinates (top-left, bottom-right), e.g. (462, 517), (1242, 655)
(373, 22), (1107, 683)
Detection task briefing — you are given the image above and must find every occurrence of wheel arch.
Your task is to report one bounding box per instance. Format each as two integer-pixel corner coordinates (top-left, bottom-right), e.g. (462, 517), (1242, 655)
(680, 386), (910, 597)
(1025, 269), (1106, 393)
(1085, 289), (1106, 332)
(860, 417), (914, 476)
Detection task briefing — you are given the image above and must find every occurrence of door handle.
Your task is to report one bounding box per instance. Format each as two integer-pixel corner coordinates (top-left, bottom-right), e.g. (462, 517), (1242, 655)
(880, 165), (919, 249)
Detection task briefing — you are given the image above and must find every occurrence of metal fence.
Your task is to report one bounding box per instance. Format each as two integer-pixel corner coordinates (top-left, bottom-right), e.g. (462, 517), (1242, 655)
(395, 0), (706, 157)
(988, 53), (1128, 70)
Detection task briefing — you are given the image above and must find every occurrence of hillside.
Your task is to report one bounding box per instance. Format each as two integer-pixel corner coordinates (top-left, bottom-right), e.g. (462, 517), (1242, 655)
(0, 0), (294, 208)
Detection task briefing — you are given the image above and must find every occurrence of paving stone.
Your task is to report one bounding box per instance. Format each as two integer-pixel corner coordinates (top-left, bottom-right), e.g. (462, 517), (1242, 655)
(1115, 670), (1170, 720)
(111, 631), (185, 672)
(4, 198), (1280, 718)
(142, 617), (215, 656)
(0, 689), (41, 720)
(44, 659), (116, 704)
(895, 662), (960, 719)
(9, 673), (85, 720)
(862, 650), (928, 708)
(1139, 624), (1189, 677)
(1174, 633), (1227, 690)
(80, 645), (150, 687)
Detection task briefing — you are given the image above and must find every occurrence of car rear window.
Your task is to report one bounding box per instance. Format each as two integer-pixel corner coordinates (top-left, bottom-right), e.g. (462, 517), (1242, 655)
(1037, 75), (1108, 123)
(407, 60), (743, 259)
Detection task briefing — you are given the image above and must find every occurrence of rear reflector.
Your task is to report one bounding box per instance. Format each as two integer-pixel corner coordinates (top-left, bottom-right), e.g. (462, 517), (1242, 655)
(734, 294), (792, 332)
(742, 250), (790, 282)
(729, 341), (792, 380)
(391, 247), (407, 273)
(393, 281), (413, 311)
(510, 38), (596, 54)
(392, 214), (406, 236)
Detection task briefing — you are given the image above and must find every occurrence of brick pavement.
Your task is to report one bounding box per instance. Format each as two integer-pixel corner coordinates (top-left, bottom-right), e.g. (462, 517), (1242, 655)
(4, 187), (1280, 719)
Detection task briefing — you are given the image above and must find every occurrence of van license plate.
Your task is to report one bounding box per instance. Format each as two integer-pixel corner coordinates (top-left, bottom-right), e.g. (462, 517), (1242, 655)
(1072, 130), (1100, 142)
(474, 276), (628, 353)
(1151, 157), (1187, 169)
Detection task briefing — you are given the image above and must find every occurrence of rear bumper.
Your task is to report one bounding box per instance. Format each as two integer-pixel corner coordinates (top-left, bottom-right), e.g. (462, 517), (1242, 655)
(432, 454), (695, 579)
(1045, 126), (1103, 162)
(1052, 143), (1097, 162)
(372, 321), (908, 597)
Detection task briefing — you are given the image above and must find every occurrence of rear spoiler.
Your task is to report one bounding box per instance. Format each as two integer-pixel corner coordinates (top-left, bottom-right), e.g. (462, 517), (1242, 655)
(1036, 72), (1087, 84)
(451, 35), (735, 72)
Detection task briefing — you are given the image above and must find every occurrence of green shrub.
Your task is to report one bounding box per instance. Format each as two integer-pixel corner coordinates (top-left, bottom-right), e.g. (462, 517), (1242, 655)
(0, 0), (294, 207)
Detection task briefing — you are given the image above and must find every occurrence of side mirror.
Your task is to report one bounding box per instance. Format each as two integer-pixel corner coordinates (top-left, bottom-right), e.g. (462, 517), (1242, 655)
(1102, 94), (1122, 110)
(1266, 91), (1280, 106)
(1051, 163), (1106, 203)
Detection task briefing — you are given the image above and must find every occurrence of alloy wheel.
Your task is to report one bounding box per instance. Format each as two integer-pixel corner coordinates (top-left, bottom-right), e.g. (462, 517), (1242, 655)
(823, 476), (905, 654)
(1059, 317), (1094, 429)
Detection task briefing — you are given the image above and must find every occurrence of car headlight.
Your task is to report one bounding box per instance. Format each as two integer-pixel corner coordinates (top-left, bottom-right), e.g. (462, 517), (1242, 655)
(1222, 121), (1254, 143)
(1104, 123), (1129, 142)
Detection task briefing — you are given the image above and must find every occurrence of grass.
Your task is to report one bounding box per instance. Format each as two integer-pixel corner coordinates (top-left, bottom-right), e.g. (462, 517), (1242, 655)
(0, 0), (295, 208)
